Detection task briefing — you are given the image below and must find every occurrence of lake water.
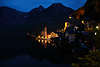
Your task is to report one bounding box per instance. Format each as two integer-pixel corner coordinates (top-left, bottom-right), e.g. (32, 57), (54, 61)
(0, 24), (72, 64)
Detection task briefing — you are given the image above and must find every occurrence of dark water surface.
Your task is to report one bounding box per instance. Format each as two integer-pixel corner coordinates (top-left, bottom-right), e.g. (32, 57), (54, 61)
(0, 25), (71, 64)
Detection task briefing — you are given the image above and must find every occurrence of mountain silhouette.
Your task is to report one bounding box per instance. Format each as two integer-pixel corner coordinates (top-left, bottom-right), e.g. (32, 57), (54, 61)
(29, 5), (45, 15)
(0, 3), (74, 58)
(0, 3), (74, 25)
(27, 3), (74, 31)
(0, 7), (30, 24)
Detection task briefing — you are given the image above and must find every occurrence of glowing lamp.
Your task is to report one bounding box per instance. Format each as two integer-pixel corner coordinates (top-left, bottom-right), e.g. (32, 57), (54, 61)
(82, 20), (85, 24)
(96, 26), (99, 29)
(38, 35), (40, 38)
(38, 40), (41, 43)
(95, 32), (97, 35)
(41, 36), (44, 39)
(69, 16), (72, 19)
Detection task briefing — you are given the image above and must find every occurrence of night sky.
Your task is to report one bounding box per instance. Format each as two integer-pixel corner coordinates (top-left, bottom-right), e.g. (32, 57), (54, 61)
(0, 0), (87, 12)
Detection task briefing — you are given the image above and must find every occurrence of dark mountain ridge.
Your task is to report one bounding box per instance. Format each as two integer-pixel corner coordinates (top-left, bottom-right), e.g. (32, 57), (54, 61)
(0, 7), (29, 24)
(0, 3), (74, 24)
(29, 5), (45, 15)
(0, 4), (74, 59)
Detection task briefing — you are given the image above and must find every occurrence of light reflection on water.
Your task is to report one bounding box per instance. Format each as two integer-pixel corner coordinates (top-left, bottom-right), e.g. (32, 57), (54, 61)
(36, 39), (56, 48)
(26, 32), (57, 48)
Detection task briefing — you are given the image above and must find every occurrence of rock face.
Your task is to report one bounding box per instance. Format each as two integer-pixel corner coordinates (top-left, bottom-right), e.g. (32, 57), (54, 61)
(84, 0), (100, 21)
(71, 0), (100, 22)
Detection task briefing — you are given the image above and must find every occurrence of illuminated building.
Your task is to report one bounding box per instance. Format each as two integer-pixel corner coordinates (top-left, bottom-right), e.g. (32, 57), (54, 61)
(36, 24), (59, 48)
(64, 22), (67, 32)
(44, 25), (47, 39)
(64, 22), (68, 32)
(50, 32), (59, 38)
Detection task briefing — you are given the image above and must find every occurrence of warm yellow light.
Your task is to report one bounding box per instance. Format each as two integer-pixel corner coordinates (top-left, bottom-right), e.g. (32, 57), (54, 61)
(88, 27), (93, 31)
(45, 36), (47, 39)
(96, 26), (99, 29)
(45, 40), (47, 44)
(41, 40), (44, 43)
(82, 20), (85, 24)
(38, 39), (41, 43)
(69, 16), (72, 19)
(48, 40), (51, 44)
(41, 36), (44, 39)
(41, 31), (44, 35)
(64, 22), (68, 32)
(49, 32), (59, 38)
(38, 35), (40, 38)
(48, 35), (51, 39)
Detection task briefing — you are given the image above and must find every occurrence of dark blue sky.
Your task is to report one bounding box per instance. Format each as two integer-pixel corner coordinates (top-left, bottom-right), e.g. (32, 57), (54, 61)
(0, 0), (87, 12)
